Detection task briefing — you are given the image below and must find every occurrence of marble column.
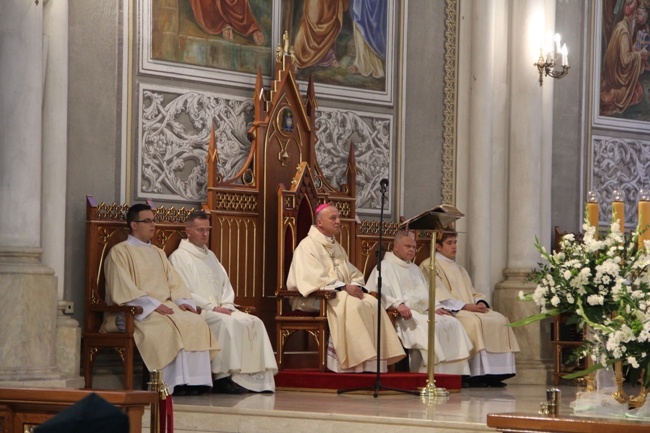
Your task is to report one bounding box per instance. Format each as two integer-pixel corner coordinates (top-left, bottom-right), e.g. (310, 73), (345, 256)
(493, 0), (555, 385)
(43, 0), (81, 380)
(465, 0), (510, 303)
(0, 0), (59, 382)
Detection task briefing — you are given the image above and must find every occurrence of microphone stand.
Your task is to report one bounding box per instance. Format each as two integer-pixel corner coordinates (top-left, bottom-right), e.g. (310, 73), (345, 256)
(338, 179), (419, 397)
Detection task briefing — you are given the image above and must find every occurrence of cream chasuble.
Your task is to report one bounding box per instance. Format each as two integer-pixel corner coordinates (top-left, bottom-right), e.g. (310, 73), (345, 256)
(104, 241), (219, 371)
(419, 255), (520, 357)
(366, 252), (472, 375)
(287, 226), (405, 370)
(170, 239), (277, 392)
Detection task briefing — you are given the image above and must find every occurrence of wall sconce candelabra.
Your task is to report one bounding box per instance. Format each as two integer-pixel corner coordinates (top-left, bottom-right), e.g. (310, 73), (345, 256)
(535, 33), (569, 85)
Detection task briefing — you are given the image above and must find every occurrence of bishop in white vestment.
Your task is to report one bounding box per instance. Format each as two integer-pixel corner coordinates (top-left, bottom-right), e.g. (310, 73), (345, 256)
(170, 212), (277, 392)
(286, 204), (405, 372)
(103, 204), (218, 394)
(366, 231), (472, 375)
(420, 230), (520, 387)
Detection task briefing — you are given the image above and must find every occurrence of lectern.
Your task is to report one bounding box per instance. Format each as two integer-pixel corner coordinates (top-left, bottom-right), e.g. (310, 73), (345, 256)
(400, 204), (464, 400)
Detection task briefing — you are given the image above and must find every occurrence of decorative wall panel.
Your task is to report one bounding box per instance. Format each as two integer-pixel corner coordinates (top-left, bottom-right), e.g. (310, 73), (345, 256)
(137, 85), (393, 214)
(315, 108), (393, 214)
(137, 84), (254, 201)
(591, 135), (650, 227)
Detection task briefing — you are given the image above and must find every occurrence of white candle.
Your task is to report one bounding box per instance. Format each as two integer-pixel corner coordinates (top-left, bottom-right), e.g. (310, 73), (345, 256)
(561, 44), (568, 67)
(554, 33), (561, 56)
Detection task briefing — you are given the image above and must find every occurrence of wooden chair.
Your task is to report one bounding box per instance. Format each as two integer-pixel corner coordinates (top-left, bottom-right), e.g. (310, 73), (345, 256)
(82, 196), (194, 389)
(275, 163), (336, 371)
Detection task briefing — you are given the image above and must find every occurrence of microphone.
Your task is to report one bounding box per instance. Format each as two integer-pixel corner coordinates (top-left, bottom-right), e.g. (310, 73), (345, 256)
(380, 178), (389, 188)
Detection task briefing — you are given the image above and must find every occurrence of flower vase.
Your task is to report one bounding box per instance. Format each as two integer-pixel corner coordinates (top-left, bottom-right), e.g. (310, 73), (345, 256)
(611, 361), (629, 404)
(629, 388), (648, 409)
(585, 372), (596, 392)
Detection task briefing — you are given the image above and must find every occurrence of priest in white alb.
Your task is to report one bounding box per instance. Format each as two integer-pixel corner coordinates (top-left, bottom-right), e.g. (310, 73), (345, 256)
(170, 211), (277, 393)
(366, 230), (473, 375)
(286, 203), (405, 373)
(104, 204), (219, 395)
(420, 229), (520, 387)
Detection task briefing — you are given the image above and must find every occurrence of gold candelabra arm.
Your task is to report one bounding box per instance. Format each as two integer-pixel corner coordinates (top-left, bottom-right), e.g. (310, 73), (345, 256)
(545, 64), (570, 80)
(534, 50), (570, 86)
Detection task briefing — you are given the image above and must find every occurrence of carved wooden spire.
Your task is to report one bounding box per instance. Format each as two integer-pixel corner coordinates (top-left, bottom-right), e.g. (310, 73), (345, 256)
(345, 140), (357, 197)
(254, 66), (265, 122)
(206, 121), (219, 210)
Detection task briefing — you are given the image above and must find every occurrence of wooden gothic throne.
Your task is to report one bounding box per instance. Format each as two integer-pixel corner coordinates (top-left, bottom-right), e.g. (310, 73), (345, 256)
(204, 38), (358, 354)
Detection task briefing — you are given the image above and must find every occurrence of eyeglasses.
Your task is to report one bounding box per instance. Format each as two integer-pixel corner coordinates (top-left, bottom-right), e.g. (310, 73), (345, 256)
(133, 218), (156, 224)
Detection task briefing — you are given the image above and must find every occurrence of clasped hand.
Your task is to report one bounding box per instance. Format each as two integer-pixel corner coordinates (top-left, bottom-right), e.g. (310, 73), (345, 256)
(343, 284), (364, 299)
(155, 303), (199, 315)
(398, 304), (451, 320)
(463, 303), (488, 313)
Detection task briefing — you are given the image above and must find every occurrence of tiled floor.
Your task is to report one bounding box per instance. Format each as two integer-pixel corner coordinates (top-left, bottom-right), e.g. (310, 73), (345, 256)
(152, 384), (586, 433)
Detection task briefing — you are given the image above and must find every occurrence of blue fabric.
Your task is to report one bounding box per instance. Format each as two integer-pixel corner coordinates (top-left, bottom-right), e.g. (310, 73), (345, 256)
(350, 0), (387, 59)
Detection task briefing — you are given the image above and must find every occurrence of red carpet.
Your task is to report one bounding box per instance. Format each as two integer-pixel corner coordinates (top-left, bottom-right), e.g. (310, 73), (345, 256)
(275, 370), (461, 392)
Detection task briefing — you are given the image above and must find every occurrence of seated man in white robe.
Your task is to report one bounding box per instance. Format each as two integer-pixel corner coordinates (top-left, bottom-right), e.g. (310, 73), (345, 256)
(286, 203), (405, 373)
(366, 230), (472, 375)
(170, 211), (277, 393)
(104, 204), (219, 395)
(419, 229), (520, 387)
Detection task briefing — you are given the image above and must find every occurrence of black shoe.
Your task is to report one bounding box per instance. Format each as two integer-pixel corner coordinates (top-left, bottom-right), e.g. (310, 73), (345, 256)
(185, 385), (211, 395)
(195, 385), (211, 395)
(465, 377), (488, 388)
(212, 378), (247, 394)
(485, 374), (514, 388)
(172, 385), (188, 396)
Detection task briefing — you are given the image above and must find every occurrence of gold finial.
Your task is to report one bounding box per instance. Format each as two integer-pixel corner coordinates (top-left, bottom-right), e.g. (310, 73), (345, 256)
(276, 31), (296, 64)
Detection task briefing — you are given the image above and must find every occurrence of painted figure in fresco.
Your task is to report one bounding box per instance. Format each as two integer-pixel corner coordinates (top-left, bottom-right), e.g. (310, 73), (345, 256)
(293, 0), (348, 68)
(600, 0), (649, 115)
(347, 0), (387, 78)
(634, 6), (650, 51)
(189, 0), (265, 45)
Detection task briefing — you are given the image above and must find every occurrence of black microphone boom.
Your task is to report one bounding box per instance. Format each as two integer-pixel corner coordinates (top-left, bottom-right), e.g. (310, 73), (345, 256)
(380, 178), (389, 188)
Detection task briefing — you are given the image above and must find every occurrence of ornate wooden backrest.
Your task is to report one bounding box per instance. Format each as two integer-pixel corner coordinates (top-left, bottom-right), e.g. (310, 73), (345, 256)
(277, 162), (328, 291)
(84, 196), (195, 333)
(205, 50), (357, 334)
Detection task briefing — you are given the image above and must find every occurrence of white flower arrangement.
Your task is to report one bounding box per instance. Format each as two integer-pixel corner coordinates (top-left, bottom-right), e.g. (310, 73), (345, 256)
(515, 219), (650, 384)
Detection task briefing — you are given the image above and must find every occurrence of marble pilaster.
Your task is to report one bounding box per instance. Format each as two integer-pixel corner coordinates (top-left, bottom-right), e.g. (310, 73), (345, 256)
(43, 0), (82, 380)
(464, 0), (510, 303)
(42, 0), (69, 301)
(0, 0), (60, 384)
(493, 0), (556, 384)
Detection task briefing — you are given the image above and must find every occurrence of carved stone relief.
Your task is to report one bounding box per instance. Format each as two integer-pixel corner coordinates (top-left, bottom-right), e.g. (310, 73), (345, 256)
(138, 86), (254, 201)
(315, 108), (393, 213)
(138, 86), (393, 214)
(591, 135), (650, 227)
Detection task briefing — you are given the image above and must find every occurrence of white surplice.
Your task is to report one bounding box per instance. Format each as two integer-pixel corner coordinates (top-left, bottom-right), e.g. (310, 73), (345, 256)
(170, 239), (277, 392)
(366, 252), (472, 375)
